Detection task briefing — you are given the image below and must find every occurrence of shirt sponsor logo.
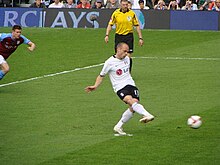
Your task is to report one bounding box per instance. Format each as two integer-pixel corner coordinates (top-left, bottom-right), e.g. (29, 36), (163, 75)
(116, 69), (123, 75)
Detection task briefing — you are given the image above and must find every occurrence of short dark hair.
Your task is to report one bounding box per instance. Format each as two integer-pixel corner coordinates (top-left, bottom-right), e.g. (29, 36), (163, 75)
(12, 25), (22, 31)
(120, 0), (128, 3)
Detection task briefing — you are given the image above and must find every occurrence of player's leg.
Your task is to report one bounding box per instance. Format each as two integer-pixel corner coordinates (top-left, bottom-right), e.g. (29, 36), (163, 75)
(114, 85), (136, 135)
(123, 95), (152, 115)
(122, 85), (154, 123)
(115, 108), (134, 128)
(0, 63), (10, 80)
(124, 96), (154, 123)
(0, 69), (5, 80)
(0, 55), (9, 80)
(114, 34), (122, 53)
(114, 107), (134, 135)
(132, 102), (154, 123)
(124, 33), (134, 72)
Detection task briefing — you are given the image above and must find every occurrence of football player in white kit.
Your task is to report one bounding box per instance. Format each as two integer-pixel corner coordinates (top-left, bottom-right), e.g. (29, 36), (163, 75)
(85, 42), (154, 135)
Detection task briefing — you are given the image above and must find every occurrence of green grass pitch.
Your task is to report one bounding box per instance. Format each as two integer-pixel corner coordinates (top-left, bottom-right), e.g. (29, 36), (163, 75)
(0, 28), (220, 165)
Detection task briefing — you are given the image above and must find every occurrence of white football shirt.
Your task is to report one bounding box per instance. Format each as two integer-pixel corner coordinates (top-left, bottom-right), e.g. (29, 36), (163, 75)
(100, 55), (135, 92)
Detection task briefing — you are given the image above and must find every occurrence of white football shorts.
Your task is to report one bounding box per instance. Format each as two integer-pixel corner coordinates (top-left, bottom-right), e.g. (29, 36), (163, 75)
(0, 55), (7, 64)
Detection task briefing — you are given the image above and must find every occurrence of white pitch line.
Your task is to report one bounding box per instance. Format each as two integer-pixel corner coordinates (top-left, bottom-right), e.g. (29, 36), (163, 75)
(134, 56), (220, 61)
(0, 56), (219, 88)
(0, 63), (104, 88)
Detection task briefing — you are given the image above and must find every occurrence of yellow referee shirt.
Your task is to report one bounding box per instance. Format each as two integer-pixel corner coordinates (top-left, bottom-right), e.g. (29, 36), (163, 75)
(109, 9), (139, 35)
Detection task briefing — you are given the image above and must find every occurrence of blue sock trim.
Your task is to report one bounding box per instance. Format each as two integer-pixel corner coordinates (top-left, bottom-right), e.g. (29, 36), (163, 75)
(0, 70), (5, 80)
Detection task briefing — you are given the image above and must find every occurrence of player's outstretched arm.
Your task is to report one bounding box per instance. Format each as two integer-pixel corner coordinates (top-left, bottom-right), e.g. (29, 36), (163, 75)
(136, 26), (144, 46)
(27, 41), (36, 51)
(85, 75), (104, 93)
(105, 25), (112, 44)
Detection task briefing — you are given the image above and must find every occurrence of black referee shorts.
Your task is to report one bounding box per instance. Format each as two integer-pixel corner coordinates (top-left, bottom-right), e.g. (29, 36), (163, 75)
(115, 33), (134, 53)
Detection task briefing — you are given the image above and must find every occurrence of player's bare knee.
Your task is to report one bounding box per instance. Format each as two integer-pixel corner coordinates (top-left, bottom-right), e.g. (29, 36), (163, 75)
(123, 95), (137, 106)
(5, 68), (9, 73)
(2, 64), (10, 74)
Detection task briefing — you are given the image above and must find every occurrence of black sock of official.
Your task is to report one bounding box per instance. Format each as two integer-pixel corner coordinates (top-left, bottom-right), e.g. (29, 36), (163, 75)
(129, 58), (132, 72)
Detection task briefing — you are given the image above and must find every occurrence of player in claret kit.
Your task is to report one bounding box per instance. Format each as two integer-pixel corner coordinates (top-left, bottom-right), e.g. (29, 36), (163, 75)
(0, 25), (36, 80)
(85, 42), (154, 136)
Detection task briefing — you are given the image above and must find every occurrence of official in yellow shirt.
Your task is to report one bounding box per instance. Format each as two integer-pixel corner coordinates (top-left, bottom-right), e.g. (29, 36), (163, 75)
(105, 0), (144, 72)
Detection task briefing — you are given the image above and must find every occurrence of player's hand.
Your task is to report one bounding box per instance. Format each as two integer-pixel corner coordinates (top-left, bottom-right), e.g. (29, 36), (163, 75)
(85, 86), (96, 93)
(139, 39), (144, 46)
(104, 36), (109, 43)
(27, 47), (34, 51)
(27, 42), (36, 52)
